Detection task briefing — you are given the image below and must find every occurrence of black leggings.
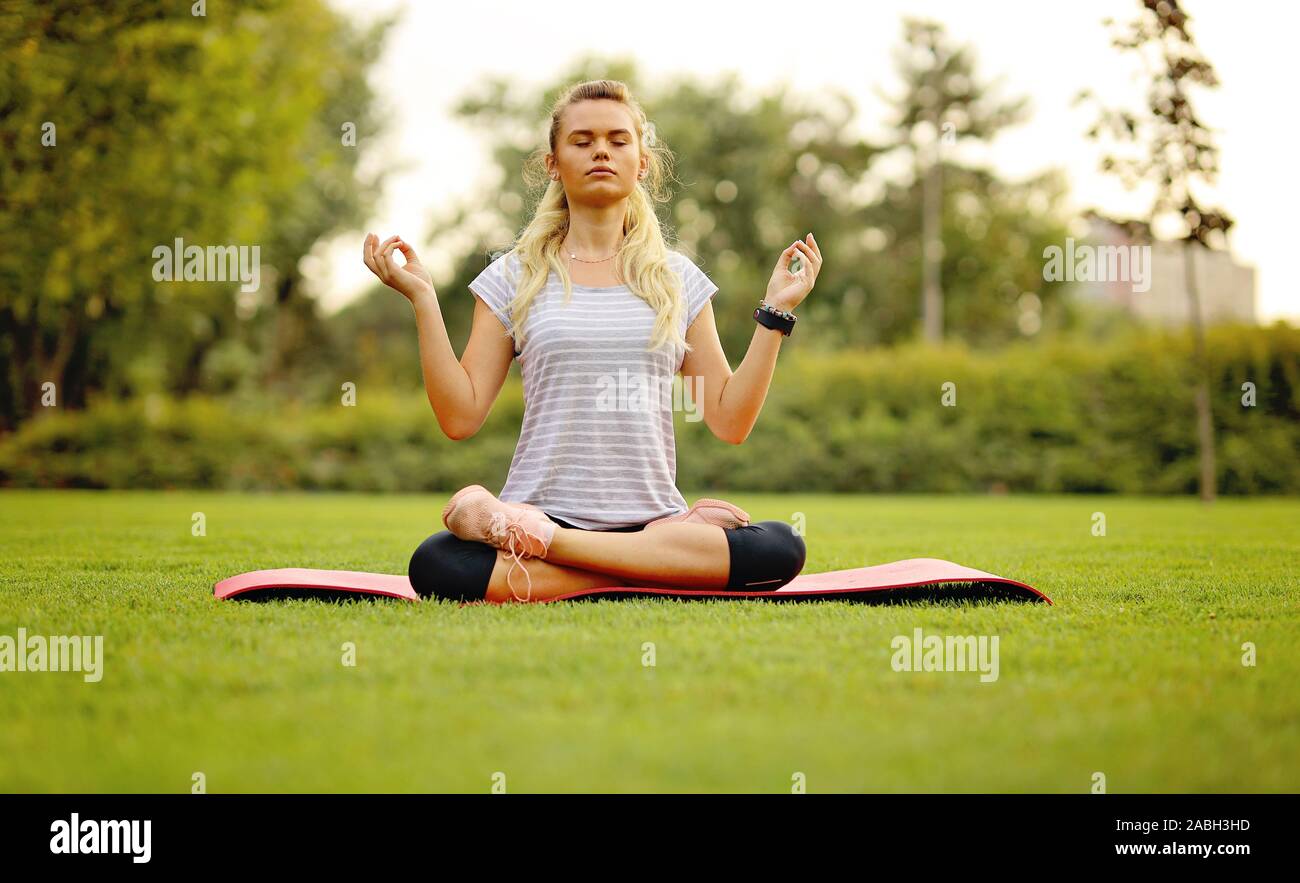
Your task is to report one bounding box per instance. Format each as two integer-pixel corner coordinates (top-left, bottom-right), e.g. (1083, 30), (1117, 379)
(408, 513), (807, 602)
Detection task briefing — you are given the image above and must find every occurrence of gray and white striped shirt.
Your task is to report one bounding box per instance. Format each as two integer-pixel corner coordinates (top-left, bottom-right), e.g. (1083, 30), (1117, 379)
(469, 249), (719, 529)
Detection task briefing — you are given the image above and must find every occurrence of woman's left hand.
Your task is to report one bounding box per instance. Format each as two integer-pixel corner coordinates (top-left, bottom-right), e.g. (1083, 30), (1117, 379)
(765, 233), (822, 312)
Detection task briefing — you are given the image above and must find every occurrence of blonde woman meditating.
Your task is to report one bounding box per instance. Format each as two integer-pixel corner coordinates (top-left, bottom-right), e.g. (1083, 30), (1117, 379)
(362, 79), (822, 603)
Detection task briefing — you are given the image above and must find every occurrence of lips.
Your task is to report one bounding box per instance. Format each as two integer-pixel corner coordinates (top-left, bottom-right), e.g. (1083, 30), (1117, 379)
(587, 167), (616, 176)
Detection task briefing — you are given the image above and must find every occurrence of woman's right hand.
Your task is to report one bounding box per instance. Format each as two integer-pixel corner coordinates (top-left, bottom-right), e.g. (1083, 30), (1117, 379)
(363, 232), (434, 303)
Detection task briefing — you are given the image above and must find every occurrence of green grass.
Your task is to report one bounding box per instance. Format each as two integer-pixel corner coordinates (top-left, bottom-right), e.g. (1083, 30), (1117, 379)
(1, 490), (1296, 793)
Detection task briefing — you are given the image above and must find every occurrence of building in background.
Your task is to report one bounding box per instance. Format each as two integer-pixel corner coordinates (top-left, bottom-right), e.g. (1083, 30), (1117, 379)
(1072, 211), (1257, 326)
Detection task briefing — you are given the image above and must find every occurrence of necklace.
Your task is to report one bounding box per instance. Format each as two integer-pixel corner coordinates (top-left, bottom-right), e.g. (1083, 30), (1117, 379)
(564, 238), (624, 263)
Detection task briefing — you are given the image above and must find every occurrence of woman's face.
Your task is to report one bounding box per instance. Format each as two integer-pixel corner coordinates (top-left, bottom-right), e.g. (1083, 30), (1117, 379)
(547, 99), (648, 206)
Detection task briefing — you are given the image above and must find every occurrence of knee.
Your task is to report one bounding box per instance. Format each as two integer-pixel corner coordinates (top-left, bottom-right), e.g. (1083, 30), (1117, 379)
(408, 531), (497, 602)
(760, 520), (807, 583)
(728, 520), (807, 590)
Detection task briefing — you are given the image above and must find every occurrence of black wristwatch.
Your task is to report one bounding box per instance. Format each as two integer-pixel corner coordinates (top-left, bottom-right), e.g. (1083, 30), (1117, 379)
(754, 301), (796, 336)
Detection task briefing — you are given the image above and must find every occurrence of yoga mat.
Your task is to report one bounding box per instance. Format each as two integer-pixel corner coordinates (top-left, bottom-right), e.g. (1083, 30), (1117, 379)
(213, 558), (1051, 605)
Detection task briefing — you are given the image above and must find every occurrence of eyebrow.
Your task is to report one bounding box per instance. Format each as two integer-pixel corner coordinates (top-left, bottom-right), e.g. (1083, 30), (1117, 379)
(567, 129), (633, 139)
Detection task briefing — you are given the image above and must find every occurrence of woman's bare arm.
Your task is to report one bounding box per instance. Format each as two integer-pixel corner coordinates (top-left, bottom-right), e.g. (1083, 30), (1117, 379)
(363, 233), (515, 440)
(680, 302), (782, 445)
(410, 294), (515, 439)
(679, 234), (823, 444)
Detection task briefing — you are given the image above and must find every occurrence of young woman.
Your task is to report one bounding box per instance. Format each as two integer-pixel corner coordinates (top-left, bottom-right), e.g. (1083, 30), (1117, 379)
(362, 79), (823, 604)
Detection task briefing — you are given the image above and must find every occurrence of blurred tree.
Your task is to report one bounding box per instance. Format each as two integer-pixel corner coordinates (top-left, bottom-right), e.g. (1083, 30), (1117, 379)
(859, 164), (1073, 346)
(875, 17), (1039, 344)
(1078, 0), (1234, 502)
(0, 0), (392, 428)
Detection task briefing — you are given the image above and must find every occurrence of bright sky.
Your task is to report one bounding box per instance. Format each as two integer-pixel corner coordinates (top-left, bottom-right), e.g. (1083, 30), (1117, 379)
(315, 0), (1298, 324)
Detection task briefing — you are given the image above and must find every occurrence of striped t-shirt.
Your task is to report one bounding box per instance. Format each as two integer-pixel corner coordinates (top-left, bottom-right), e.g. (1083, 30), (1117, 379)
(468, 249), (719, 529)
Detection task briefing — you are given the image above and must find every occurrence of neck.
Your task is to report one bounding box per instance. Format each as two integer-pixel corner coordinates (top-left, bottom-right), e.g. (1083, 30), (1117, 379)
(564, 203), (627, 257)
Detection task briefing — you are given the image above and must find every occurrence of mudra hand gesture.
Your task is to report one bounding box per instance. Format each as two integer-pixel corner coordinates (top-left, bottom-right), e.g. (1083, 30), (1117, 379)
(765, 233), (822, 313)
(362, 232), (434, 303)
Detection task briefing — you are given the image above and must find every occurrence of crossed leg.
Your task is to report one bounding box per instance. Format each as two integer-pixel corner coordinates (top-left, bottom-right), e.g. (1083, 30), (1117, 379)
(484, 523), (731, 603)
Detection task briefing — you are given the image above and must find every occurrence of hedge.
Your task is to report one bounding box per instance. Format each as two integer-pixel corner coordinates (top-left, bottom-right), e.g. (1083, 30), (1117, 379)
(2, 324), (1296, 495)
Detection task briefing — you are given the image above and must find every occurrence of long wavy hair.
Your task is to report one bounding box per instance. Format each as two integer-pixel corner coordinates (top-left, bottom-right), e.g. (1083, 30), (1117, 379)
(494, 79), (689, 354)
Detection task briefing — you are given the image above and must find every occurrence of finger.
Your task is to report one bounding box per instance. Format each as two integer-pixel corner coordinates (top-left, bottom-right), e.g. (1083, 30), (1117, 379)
(795, 239), (821, 265)
(380, 240), (405, 273)
(362, 233), (383, 278)
(376, 234), (400, 269)
(807, 232), (823, 261)
(795, 242), (821, 282)
(395, 240), (418, 262)
(374, 237), (398, 279)
(789, 244), (810, 275)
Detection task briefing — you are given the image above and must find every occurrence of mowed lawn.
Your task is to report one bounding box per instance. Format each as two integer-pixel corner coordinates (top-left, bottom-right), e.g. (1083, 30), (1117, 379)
(0, 490), (1296, 793)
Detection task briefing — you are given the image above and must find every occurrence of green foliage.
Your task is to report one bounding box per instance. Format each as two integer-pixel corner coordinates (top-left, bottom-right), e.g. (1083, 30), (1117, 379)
(854, 165), (1073, 346)
(3, 324), (1295, 494)
(0, 1), (393, 426)
(674, 323), (1299, 495)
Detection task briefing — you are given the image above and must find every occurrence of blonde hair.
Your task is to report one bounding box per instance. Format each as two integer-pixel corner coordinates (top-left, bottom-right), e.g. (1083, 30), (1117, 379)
(493, 79), (689, 354)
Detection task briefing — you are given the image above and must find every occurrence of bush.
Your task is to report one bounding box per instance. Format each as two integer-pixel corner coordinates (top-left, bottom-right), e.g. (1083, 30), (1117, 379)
(1, 324), (1296, 494)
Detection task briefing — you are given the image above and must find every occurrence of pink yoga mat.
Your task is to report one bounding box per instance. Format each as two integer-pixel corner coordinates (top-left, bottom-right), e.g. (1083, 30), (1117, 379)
(213, 558), (1051, 605)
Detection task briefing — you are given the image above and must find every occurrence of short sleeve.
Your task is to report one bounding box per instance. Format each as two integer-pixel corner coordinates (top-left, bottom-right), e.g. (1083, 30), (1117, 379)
(468, 252), (516, 332)
(675, 252), (719, 328)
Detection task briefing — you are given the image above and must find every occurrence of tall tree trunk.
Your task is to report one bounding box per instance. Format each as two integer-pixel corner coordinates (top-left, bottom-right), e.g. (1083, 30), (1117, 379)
(42, 308), (81, 404)
(10, 308), (79, 421)
(1183, 241), (1216, 502)
(267, 270), (299, 388)
(0, 307), (26, 430)
(921, 143), (943, 344)
(19, 309), (82, 418)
